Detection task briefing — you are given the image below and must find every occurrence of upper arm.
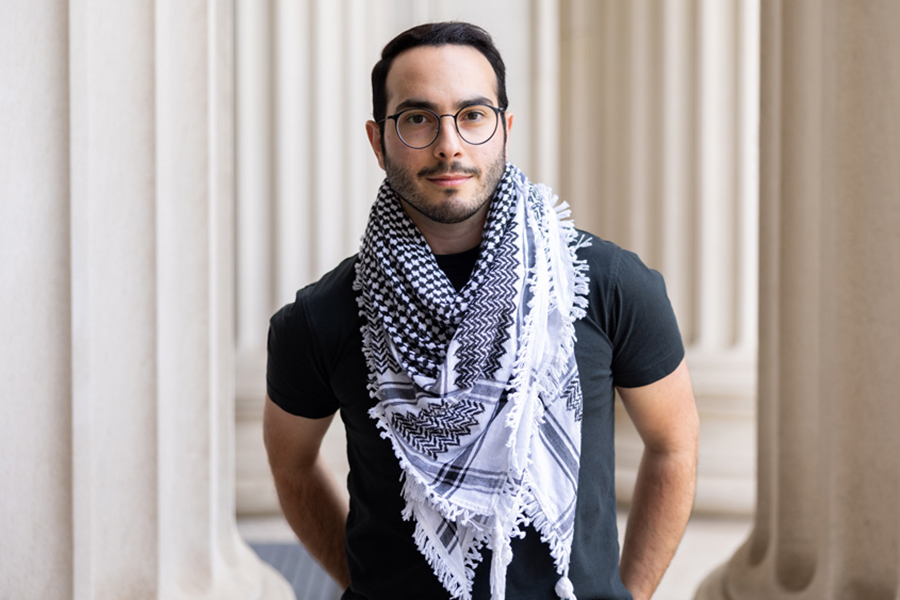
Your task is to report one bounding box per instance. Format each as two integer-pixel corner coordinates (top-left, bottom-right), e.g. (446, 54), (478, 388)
(604, 248), (685, 389)
(617, 358), (699, 455)
(263, 394), (335, 473)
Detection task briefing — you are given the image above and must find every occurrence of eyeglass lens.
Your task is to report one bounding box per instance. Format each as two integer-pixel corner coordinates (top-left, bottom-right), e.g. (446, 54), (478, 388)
(395, 105), (499, 148)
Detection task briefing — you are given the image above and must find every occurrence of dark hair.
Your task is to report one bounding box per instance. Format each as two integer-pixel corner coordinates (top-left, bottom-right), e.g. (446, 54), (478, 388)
(371, 22), (508, 124)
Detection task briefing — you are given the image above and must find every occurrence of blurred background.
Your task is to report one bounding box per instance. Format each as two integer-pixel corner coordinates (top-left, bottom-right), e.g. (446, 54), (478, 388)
(5, 1), (898, 599)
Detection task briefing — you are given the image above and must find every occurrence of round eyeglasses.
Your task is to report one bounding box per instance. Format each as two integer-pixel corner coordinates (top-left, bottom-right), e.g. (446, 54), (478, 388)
(381, 104), (504, 149)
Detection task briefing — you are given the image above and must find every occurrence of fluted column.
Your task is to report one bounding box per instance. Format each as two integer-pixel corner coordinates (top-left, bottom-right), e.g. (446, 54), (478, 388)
(234, 0), (562, 515)
(1, 2), (73, 596)
(560, 0), (760, 514)
(0, 2), (293, 598)
(696, 1), (900, 598)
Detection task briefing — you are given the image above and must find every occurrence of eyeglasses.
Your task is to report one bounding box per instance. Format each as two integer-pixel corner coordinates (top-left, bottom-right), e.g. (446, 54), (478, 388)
(381, 104), (504, 149)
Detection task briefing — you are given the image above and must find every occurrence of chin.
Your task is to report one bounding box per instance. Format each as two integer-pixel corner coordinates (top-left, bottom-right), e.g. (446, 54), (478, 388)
(402, 193), (485, 225)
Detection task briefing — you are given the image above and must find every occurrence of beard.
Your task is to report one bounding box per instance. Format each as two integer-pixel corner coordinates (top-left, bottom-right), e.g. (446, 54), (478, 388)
(383, 150), (507, 225)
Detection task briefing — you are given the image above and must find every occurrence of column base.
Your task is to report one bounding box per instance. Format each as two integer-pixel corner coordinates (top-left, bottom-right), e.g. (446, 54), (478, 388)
(249, 561), (297, 600)
(198, 539), (298, 600)
(693, 563), (729, 600)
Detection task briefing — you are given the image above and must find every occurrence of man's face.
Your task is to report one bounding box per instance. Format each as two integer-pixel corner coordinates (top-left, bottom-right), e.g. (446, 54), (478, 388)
(366, 45), (513, 226)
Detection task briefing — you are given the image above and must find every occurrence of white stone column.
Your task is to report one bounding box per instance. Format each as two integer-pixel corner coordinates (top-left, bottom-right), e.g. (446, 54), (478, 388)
(560, 0), (760, 514)
(696, 1), (900, 598)
(0, 2), (293, 598)
(234, 0), (563, 515)
(1, 2), (73, 597)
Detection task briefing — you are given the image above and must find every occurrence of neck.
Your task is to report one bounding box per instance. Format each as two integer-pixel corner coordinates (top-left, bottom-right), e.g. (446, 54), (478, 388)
(401, 200), (489, 255)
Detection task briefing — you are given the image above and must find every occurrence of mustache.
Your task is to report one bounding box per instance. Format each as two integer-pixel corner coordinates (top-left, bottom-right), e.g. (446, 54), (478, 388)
(417, 162), (480, 178)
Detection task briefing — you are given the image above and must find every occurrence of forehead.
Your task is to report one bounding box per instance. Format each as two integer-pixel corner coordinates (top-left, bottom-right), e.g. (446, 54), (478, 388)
(385, 44), (498, 111)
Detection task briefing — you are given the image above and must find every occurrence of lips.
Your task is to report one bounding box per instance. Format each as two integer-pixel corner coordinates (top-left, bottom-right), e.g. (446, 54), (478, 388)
(427, 174), (472, 187)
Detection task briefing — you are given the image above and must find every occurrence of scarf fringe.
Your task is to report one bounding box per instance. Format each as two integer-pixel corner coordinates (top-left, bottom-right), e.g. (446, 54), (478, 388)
(369, 402), (490, 527)
(521, 476), (573, 573)
(375, 400), (536, 600)
(552, 195), (593, 323)
(412, 517), (486, 600)
(496, 183), (588, 600)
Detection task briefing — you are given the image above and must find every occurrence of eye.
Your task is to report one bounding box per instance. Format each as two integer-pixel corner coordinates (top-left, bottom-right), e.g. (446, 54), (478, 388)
(401, 110), (434, 127)
(460, 107), (488, 122)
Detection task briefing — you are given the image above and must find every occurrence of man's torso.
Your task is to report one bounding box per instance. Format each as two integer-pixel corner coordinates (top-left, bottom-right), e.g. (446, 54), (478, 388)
(267, 232), (683, 600)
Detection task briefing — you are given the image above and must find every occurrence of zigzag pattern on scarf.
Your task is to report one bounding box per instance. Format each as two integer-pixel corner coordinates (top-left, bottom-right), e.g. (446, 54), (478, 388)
(389, 398), (486, 460)
(563, 376), (583, 423)
(453, 237), (519, 388)
(449, 169), (519, 388)
(358, 302), (396, 376)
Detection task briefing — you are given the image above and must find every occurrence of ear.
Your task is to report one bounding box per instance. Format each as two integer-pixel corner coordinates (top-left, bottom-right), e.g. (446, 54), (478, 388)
(503, 111), (514, 155)
(366, 120), (386, 171)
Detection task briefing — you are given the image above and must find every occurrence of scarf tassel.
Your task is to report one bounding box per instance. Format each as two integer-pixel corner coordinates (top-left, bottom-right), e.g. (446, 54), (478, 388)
(555, 575), (577, 600)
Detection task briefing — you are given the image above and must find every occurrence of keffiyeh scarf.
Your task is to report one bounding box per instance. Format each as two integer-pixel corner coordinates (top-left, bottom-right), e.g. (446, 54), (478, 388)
(353, 163), (589, 600)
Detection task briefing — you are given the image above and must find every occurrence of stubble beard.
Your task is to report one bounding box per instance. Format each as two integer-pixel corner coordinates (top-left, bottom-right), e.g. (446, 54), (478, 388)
(383, 150), (507, 225)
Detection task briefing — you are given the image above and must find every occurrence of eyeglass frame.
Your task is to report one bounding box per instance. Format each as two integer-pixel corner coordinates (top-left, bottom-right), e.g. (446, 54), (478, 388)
(379, 104), (506, 149)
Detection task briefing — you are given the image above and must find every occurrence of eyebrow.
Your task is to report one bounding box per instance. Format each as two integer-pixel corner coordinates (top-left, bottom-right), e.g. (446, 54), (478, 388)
(393, 96), (496, 113)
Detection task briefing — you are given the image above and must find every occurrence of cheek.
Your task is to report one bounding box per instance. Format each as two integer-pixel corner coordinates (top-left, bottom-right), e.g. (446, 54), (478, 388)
(386, 142), (425, 169)
(475, 138), (507, 163)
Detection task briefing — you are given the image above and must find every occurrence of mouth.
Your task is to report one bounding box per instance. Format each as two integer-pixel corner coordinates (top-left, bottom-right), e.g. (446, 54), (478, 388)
(426, 174), (473, 187)
(419, 162), (479, 188)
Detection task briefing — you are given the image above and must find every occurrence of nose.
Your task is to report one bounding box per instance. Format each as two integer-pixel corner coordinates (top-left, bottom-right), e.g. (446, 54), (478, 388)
(431, 114), (464, 160)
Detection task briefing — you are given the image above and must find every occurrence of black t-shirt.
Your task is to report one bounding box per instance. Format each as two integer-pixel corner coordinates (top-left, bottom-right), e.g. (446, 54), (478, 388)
(267, 232), (684, 600)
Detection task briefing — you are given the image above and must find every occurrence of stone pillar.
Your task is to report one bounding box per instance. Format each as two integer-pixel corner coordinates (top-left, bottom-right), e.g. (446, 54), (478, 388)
(0, 2), (293, 598)
(1, 2), (73, 596)
(560, 0), (760, 514)
(696, 1), (900, 598)
(234, 0), (563, 515)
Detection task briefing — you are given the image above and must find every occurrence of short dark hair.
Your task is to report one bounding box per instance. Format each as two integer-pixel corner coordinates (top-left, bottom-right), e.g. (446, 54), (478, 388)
(371, 22), (508, 124)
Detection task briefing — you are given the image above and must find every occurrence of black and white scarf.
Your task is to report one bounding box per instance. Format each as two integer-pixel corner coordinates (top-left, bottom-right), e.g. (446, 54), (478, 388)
(354, 163), (589, 600)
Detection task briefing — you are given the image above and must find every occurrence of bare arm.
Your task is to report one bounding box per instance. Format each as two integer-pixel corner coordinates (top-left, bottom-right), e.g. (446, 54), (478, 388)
(263, 396), (350, 588)
(616, 358), (699, 600)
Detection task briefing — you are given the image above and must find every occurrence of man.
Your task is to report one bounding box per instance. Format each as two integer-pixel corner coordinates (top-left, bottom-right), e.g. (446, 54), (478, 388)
(264, 22), (698, 600)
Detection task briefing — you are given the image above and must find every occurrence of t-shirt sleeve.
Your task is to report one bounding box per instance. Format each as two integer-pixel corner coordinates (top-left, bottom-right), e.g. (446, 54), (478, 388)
(607, 247), (685, 388)
(266, 290), (340, 418)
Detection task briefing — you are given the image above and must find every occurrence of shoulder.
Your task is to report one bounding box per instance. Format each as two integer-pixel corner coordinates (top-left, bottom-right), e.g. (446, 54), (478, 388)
(573, 229), (624, 289)
(297, 254), (359, 313)
(270, 255), (359, 331)
(574, 229), (669, 304)
(266, 255), (360, 417)
(268, 254), (360, 369)
(573, 229), (684, 386)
